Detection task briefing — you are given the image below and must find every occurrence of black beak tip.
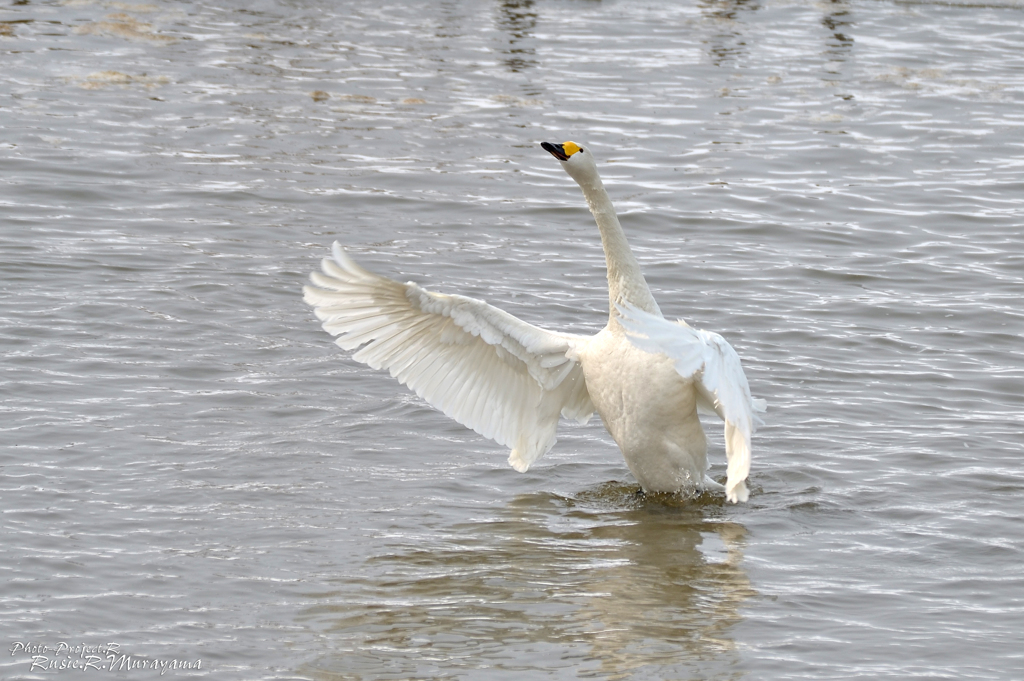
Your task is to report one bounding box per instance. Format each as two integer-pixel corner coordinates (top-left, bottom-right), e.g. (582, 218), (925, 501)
(541, 141), (568, 161)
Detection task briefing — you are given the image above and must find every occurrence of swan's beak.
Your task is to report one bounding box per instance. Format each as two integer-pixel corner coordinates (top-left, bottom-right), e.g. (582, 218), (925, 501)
(541, 142), (569, 162)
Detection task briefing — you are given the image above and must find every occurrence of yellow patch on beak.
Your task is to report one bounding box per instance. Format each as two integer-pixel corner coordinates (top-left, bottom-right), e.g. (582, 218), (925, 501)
(562, 141), (582, 157)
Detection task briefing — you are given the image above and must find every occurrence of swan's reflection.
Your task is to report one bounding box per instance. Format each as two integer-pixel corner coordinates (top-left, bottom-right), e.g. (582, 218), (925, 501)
(300, 483), (754, 679)
(698, 0), (761, 67)
(822, 0), (854, 58)
(496, 0), (538, 72)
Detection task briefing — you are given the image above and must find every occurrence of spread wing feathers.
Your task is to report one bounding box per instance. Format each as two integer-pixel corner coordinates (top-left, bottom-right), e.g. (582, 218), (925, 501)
(303, 242), (595, 472)
(616, 303), (767, 504)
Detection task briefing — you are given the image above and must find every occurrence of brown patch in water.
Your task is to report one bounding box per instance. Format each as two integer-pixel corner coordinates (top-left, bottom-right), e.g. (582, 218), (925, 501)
(61, 0), (159, 8)
(73, 13), (175, 44)
(105, 2), (160, 11)
(78, 70), (169, 89)
(491, 94), (543, 107)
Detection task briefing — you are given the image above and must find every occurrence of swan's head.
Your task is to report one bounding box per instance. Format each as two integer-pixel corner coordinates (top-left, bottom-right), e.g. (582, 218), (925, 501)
(541, 140), (600, 185)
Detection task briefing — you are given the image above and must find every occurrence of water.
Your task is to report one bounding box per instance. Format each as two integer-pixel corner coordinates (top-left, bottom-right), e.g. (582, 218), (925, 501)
(2, 0), (1023, 678)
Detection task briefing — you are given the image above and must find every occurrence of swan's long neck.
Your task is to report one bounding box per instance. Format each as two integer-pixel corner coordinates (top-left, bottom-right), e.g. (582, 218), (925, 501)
(577, 173), (662, 319)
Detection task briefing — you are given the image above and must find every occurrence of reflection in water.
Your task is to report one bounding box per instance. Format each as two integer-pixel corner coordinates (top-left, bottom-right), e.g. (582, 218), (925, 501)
(822, 0), (854, 63)
(435, 0), (463, 40)
(496, 0), (538, 72)
(299, 484), (754, 679)
(698, 0), (760, 67)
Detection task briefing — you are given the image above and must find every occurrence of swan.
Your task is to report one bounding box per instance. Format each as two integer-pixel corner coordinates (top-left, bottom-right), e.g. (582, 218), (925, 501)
(303, 141), (766, 502)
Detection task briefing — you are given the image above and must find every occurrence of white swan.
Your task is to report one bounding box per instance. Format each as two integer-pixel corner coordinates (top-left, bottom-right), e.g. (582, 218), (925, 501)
(303, 141), (766, 503)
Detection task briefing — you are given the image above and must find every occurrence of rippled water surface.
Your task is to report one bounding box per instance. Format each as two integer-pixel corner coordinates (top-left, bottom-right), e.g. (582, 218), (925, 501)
(2, 0), (1024, 678)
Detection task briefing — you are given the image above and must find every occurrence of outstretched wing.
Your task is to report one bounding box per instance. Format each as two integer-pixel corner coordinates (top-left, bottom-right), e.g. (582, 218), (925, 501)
(616, 303), (766, 503)
(304, 243), (595, 471)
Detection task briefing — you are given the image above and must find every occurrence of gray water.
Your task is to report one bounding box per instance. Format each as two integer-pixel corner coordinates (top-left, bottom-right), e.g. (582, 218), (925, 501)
(2, 0), (1023, 678)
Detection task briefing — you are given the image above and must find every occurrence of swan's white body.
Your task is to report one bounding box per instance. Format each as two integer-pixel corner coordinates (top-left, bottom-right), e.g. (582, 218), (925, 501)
(303, 142), (765, 503)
